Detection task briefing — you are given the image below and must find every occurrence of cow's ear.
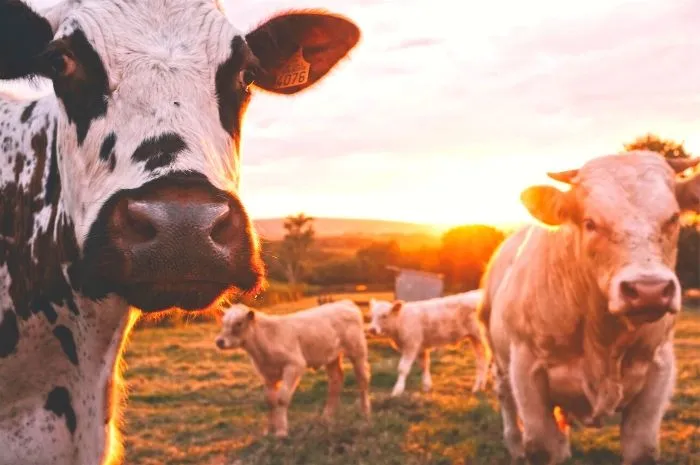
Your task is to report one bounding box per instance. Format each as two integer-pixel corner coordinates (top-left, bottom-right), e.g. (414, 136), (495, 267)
(677, 171), (700, 212)
(245, 11), (360, 95)
(520, 185), (573, 226)
(390, 301), (403, 314)
(0, 1), (54, 80)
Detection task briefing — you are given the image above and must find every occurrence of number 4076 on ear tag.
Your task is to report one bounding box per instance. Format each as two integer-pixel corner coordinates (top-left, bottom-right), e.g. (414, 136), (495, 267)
(275, 49), (311, 89)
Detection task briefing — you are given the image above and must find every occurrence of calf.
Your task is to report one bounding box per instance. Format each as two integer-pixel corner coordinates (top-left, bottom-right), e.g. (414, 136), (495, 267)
(479, 152), (700, 464)
(215, 300), (372, 437)
(368, 290), (489, 396)
(0, 1), (359, 464)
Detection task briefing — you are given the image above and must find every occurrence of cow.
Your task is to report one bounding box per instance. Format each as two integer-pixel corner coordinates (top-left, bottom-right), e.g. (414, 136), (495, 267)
(0, 1), (360, 464)
(367, 290), (489, 397)
(478, 151), (700, 465)
(214, 301), (371, 437)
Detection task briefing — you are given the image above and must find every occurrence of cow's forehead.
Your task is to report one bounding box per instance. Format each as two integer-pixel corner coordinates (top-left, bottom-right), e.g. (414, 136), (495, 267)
(53, 0), (242, 73)
(371, 301), (392, 314)
(577, 153), (677, 220)
(223, 306), (246, 323)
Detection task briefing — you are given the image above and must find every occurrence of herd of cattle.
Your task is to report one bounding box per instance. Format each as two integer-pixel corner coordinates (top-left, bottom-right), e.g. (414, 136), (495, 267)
(213, 290), (488, 438)
(0, 0), (699, 464)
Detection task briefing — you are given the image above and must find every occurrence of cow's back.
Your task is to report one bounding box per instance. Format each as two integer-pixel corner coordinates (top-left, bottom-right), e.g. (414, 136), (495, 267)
(402, 294), (480, 348)
(293, 300), (365, 360)
(255, 300), (364, 370)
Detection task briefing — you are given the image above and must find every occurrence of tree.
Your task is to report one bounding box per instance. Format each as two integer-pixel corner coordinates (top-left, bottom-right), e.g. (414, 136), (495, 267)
(438, 225), (506, 291)
(623, 133), (691, 159)
(278, 213), (315, 290)
(356, 240), (401, 285)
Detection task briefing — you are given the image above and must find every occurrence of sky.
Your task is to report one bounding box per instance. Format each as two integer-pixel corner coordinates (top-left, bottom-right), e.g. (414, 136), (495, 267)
(4, 0), (700, 227)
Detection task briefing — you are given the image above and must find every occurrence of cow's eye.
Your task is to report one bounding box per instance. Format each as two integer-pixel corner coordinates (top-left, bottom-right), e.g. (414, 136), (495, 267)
(582, 218), (597, 232)
(239, 69), (257, 91)
(42, 47), (77, 80)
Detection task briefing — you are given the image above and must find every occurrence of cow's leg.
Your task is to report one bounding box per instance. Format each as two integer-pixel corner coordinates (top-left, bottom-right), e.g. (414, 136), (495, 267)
(349, 354), (372, 419)
(275, 364), (304, 437)
(620, 343), (675, 465)
(418, 349), (432, 392)
(263, 381), (280, 436)
(510, 344), (570, 465)
(323, 355), (344, 419)
(392, 346), (419, 397)
(494, 363), (525, 462)
(469, 335), (489, 393)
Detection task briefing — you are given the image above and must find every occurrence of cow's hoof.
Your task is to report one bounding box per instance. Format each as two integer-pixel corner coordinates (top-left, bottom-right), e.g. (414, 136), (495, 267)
(524, 438), (570, 465)
(504, 432), (525, 462)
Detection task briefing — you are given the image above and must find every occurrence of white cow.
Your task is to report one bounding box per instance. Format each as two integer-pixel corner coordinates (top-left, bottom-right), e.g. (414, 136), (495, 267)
(480, 152), (700, 464)
(215, 301), (371, 437)
(368, 290), (489, 396)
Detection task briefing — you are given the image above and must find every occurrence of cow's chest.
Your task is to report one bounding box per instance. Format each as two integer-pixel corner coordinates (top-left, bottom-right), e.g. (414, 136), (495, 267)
(0, 303), (129, 465)
(0, 384), (106, 465)
(546, 355), (651, 421)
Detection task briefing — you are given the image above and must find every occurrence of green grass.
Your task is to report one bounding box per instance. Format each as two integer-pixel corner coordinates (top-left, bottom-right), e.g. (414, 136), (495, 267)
(120, 303), (700, 465)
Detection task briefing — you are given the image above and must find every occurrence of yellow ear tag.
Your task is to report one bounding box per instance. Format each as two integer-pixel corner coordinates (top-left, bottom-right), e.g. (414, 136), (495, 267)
(275, 48), (310, 89)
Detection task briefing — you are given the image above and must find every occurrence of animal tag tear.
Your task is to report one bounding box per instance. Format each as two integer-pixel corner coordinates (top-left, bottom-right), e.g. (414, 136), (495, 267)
(275, 48), (310, 89)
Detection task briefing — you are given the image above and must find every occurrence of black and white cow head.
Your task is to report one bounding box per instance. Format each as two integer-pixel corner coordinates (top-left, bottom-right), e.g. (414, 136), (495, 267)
(0, 0), (359, 312)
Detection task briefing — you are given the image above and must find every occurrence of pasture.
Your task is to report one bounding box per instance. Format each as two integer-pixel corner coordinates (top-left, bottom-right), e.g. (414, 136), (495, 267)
(121, 296), (700, 465)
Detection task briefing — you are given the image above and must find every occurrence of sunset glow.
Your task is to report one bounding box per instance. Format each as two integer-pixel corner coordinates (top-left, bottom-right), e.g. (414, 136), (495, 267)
(7, 0), (700, 228)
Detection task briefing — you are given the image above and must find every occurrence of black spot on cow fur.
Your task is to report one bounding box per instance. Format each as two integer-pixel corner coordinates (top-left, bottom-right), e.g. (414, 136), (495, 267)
(20, 101), (37, 123)
(53, 325), (79, 366)
(0, 310), (20, 357)
(0, 0), (54, 80)
(44, 387), (77, 434)
(131, 133), (188, 171)
(31, 295), (58, 324)
(99, 132), (117, 172)
(46, 124), (59, 199)
(50, 29), (110, 145)
(215, 36), (251, 147)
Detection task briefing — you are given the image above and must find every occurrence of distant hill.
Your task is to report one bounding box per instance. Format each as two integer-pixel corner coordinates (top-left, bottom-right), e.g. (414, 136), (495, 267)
(252, 217), (444, 241)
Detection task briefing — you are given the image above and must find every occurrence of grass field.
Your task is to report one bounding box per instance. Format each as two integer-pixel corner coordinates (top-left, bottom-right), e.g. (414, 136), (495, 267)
(121, 298), (700, 465)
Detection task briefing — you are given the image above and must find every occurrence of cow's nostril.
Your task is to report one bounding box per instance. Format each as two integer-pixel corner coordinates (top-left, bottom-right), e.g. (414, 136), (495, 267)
(620, 281), (638, 300)
(125, 200), (158, 240)
(215, 339), (225, 349)
(662, 280), (675, 299)
(210, 203), (242, 247)
(112, 198), (157, 244)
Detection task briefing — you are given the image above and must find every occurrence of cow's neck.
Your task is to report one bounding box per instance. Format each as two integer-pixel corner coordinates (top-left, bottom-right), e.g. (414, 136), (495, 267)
(1, 95), (135, 464)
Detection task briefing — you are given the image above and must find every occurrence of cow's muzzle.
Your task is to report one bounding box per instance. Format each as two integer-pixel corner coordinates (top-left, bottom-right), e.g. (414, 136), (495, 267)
(80, 173), (265, 311)
(609, 267), (681, 324)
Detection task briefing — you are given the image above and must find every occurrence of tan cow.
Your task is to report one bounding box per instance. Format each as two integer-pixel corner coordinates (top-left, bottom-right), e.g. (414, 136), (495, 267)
(479, 151), (700, 465)
(368, 290), (489, 396)
(215, 300), (371, 437)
